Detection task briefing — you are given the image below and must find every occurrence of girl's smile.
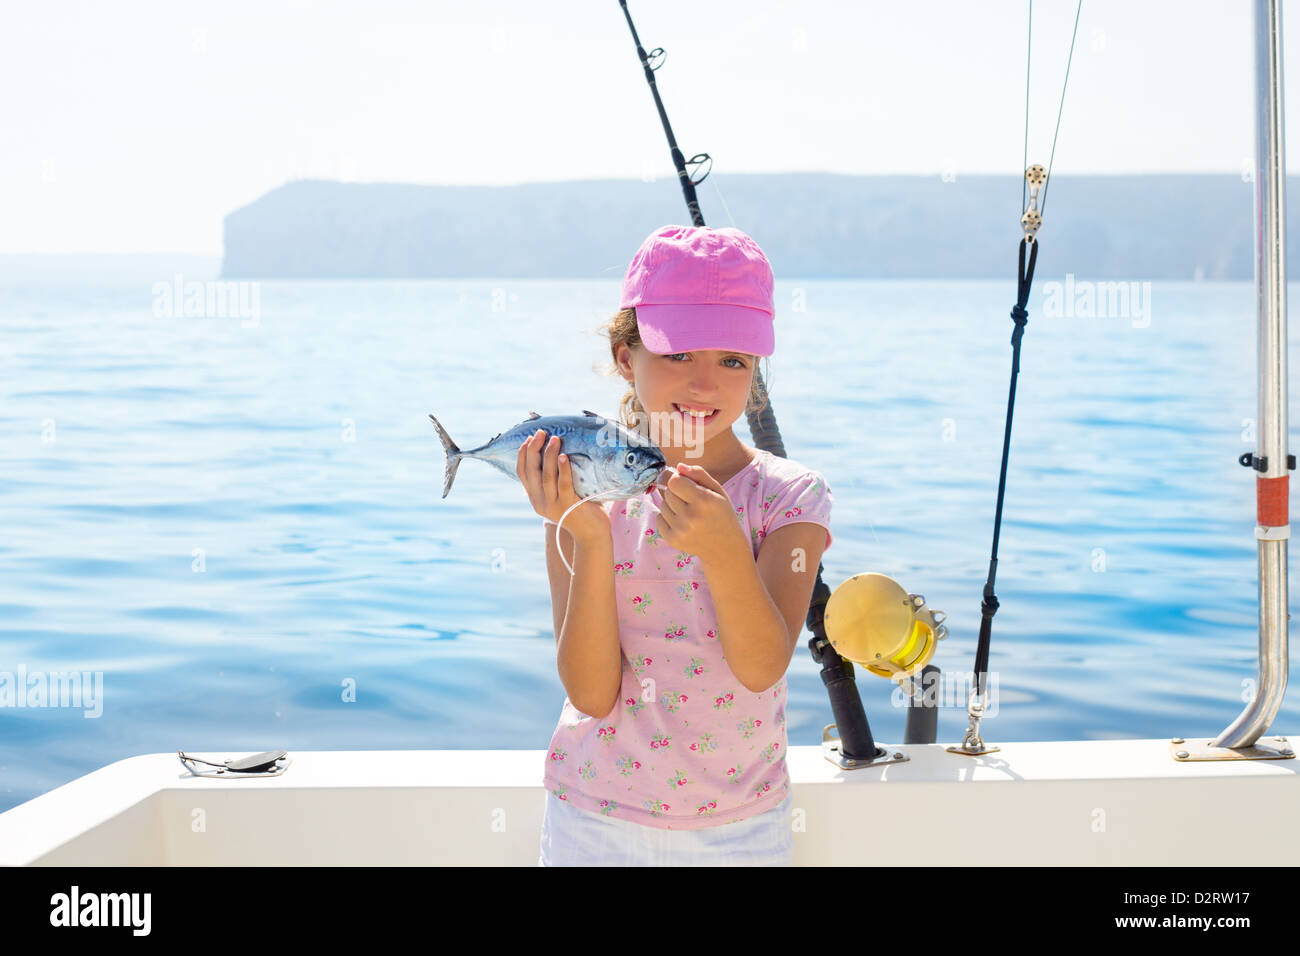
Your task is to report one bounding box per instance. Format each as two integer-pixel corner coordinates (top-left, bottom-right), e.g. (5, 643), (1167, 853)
(673, 403), (719, 425)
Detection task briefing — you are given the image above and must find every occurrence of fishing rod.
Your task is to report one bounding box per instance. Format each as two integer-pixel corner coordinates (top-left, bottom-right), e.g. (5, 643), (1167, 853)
(617, 0), (712, 226)
(952, 0), (1084, 757)
(618, 1), (893, 765)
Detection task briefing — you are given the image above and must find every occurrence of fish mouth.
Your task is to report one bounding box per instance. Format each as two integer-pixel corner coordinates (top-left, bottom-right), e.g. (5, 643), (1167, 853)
(636, 463), (665, 491)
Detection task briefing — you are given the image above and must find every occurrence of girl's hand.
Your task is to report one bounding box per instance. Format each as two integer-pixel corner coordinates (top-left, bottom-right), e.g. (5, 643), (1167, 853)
(516, 429), (610, 543)
(653, 463), (748, 566)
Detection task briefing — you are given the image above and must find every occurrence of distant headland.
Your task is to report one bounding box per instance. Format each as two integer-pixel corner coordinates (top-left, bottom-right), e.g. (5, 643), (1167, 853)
(220, 172), (1280, 281)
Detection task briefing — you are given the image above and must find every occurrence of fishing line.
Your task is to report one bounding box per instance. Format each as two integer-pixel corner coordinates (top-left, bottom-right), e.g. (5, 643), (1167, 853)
(1020, 0), (1080, 219)
(1039, 1), (1082, 218)
(1021, 4), (1031, 214)
(555, 490), (611, 577)
(709, 173), (738, 228)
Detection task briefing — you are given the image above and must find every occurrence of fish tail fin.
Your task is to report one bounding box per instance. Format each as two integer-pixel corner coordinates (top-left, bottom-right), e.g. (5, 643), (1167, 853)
(428, 413), (463, 499)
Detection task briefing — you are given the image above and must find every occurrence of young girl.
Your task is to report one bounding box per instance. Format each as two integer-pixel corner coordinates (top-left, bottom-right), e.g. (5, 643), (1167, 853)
(520, 225), (833, 866)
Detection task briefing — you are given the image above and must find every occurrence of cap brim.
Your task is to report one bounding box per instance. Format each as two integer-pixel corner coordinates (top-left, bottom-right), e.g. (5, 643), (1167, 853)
(635, 303), (774, 357)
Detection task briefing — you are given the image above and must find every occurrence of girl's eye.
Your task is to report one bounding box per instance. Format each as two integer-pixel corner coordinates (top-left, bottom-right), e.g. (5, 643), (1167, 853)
(666, 352), (746, 368)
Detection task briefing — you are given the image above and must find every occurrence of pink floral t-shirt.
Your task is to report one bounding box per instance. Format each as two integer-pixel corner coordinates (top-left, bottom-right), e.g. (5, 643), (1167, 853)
(542, 447), (833, 830)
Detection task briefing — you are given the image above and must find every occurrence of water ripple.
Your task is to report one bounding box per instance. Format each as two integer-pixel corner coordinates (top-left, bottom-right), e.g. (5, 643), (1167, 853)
(0, 277), (1292, 814)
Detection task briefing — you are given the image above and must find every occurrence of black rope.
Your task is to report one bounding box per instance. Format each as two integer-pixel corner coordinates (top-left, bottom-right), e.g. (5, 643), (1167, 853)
(974, 237), (1037, 697)
(974, 0), (1080, 702)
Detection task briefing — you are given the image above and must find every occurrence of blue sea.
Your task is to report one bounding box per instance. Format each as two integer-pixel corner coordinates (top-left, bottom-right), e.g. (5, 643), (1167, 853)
(1, 272), (1296, 813)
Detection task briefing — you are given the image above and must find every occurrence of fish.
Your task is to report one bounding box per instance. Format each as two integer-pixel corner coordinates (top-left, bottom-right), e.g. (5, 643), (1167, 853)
(428, 409), (667, 502)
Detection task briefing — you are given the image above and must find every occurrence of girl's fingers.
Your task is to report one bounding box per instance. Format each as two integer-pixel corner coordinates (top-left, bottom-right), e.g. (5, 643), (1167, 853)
(522, 430), (544, 499)
(658, 485), (687, 524)
(661, 485), (688, 513)
(515, 435), (530, 482)
(543, 437), (564, 504)
(558, 450), (572, 494)
(535, 437), (551, 504)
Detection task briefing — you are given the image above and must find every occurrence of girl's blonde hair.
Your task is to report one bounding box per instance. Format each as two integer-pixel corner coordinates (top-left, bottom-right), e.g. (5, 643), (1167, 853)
(595, 306), (771, 434)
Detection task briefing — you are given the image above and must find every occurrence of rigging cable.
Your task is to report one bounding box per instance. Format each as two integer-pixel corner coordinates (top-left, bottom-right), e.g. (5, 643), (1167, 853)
(961, 0), (1084, 754)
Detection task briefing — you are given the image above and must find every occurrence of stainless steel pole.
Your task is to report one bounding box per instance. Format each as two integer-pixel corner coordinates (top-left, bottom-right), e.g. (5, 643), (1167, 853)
(1213, 0), (1290, 749)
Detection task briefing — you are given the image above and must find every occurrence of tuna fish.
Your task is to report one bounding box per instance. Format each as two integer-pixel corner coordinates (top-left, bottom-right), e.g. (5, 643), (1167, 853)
(428, 409), (667, 502)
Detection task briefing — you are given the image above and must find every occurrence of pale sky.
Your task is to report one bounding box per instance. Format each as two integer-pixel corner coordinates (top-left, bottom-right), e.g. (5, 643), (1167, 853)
(0, 0), (1292, 254)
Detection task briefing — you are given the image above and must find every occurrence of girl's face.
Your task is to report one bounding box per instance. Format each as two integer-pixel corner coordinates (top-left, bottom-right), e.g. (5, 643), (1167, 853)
(619, 344), (756, 451)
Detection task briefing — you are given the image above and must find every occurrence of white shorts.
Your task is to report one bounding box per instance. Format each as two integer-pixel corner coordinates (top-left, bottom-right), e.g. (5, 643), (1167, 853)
(538, 790), (794, 866)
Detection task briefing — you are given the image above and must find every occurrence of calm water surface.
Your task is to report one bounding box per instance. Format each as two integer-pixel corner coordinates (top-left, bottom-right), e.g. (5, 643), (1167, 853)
(0, 275), (1294, 812)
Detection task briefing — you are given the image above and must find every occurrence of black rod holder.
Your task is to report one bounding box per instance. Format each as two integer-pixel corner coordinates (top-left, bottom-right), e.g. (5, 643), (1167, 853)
(806, 569), (879, 759)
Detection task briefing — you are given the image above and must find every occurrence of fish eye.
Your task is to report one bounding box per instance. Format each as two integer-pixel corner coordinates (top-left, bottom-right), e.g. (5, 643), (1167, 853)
(624, 451), (635, 466)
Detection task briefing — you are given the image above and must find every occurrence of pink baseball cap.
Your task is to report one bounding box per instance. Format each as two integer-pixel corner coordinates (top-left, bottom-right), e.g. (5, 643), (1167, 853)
(619, 225), (775, 357)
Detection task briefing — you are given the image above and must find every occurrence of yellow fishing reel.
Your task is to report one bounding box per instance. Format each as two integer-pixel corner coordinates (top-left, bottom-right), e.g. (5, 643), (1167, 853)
(823, 572), (947, 697)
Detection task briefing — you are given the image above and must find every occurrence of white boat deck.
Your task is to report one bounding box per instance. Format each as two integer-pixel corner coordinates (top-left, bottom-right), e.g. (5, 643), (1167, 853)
(1, 736), (1295, 865)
